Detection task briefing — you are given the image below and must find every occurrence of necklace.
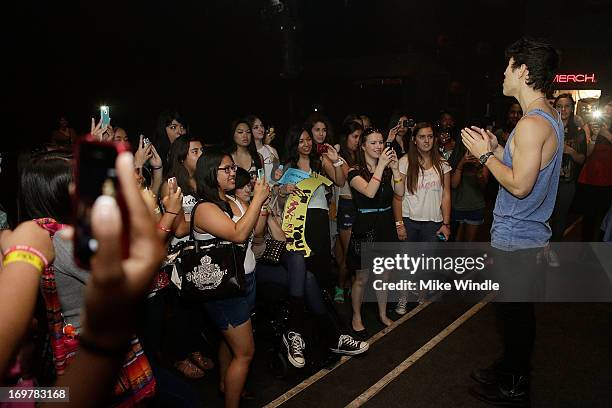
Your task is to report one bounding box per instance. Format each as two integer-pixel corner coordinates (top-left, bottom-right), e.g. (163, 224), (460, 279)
(525, 96), (547, 113)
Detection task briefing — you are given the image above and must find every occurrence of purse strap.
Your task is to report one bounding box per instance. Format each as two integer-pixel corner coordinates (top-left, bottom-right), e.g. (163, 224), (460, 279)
(188, 200), (204, 241)
(188, 200), (227, 246)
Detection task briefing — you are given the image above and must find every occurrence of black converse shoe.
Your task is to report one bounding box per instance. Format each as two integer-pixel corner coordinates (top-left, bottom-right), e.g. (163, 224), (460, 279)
(330, 334), (369, 355)
(283, 331), (306, 368)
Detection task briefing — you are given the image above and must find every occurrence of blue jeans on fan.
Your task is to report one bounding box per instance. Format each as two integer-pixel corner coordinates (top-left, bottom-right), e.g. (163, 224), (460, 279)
(403, 218), (442, 242)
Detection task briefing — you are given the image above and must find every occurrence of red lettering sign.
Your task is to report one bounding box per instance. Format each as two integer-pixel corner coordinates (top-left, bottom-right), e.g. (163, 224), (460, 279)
(554, 73), (597, 83)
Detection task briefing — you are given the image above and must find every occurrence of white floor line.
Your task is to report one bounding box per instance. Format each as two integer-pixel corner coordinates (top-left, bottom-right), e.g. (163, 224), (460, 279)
(345, 292), (495, 408)
(263, 301), (432, 408)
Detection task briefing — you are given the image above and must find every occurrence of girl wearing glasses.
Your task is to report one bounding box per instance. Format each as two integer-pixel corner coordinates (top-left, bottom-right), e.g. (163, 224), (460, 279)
(191, 149), (269, 407)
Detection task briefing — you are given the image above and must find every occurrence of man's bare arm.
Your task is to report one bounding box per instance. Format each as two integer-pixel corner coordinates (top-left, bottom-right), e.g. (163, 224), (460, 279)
(485, 117), (547, 198)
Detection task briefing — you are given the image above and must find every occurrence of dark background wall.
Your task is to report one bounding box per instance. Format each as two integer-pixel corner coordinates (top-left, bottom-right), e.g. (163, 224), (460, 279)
(3, 0), (611, 150)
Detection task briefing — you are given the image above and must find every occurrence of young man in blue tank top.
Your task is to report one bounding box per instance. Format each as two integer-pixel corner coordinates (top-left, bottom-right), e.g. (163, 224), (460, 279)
(461, 37), (561, 407)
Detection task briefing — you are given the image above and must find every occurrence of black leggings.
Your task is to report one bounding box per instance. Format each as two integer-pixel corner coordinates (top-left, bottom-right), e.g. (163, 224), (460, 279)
(256, 251), (325, 315)
(305, 208), (332, 289)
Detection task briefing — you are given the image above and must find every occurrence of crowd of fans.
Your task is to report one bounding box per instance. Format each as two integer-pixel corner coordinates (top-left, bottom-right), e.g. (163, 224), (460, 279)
(0, 95), (611, 407)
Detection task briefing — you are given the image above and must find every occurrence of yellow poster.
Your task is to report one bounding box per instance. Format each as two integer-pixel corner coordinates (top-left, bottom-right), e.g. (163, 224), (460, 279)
(281, 174), (332, 257)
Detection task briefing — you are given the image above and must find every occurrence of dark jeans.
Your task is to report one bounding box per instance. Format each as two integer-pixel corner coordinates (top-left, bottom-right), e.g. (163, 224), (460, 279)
(404, 218), (442, 242)
(256, 251), (325, 315)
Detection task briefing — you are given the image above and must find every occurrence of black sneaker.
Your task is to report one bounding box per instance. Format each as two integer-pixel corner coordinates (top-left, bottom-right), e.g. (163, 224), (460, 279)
(283, 331), (306, 368)
(330, 334), (369, 355)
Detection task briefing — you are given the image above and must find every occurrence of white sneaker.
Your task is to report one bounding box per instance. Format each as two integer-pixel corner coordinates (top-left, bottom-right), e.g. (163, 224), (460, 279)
(395, 294), (408, 315)
(547, 250), (561, 267)
(330, 335), (369, 355)
(283, 331), (306, 368)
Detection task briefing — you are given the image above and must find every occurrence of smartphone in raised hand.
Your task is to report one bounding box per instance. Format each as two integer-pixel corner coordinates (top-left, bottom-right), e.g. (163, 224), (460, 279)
(100, 105), (111, 128)
(257, 168), (265, 181)
(73, 136), (130, 269)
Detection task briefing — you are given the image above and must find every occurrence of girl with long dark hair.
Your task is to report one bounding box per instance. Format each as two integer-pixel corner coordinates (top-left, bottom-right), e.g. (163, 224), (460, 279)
(227, 119), (263, 181)
(278, 125), (346, 290)
(191, 148), (269, 408)
(348, 128), (404, 336)
(151, 110), (188, 168)
(333, 121), (363, 302)
(244, 115), (280, 183)
(160, 135), (214, 379)
(386, 111), (412, 157)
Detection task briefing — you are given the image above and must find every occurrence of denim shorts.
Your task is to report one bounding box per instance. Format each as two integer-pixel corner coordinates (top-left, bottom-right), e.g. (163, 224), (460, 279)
(337, 197), (357, 231)
(452, 208), (485, 226)
(203, 272), (256, 331)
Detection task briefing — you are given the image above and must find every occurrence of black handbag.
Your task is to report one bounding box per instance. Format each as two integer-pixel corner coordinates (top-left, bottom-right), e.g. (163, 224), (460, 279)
(175, 201), (247, 301)
(260, 239), (285, 264)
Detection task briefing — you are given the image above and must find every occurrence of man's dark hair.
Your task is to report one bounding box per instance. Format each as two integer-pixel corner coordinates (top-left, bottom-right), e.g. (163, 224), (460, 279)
(505, 37), (560, 94)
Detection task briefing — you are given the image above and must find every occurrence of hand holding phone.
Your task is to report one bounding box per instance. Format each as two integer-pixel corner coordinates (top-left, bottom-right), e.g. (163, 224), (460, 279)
(402, 119), (415, 128)
(100, 106), (111, 128)
(316, 143), (328, 154)
(385, 141), (393, 149)
(73, 137), (130, 269)
(257, 168), (265, 181)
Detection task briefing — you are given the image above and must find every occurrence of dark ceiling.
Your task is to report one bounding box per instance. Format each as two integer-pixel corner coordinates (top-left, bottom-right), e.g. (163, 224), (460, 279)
(4, 0), (612, 147)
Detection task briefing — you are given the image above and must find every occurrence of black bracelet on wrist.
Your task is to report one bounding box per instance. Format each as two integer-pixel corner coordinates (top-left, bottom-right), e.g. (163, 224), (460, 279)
(78, 334), (129, 358)
(151, 165), (163, 170)
(165, 210), (179, 215)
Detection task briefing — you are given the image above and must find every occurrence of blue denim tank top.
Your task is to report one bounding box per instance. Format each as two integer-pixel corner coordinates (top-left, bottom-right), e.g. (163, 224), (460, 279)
(491, 109), (564, 251)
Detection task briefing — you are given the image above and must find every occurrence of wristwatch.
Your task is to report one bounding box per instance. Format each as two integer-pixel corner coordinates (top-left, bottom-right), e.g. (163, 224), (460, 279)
(479, 151), (494, 166)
